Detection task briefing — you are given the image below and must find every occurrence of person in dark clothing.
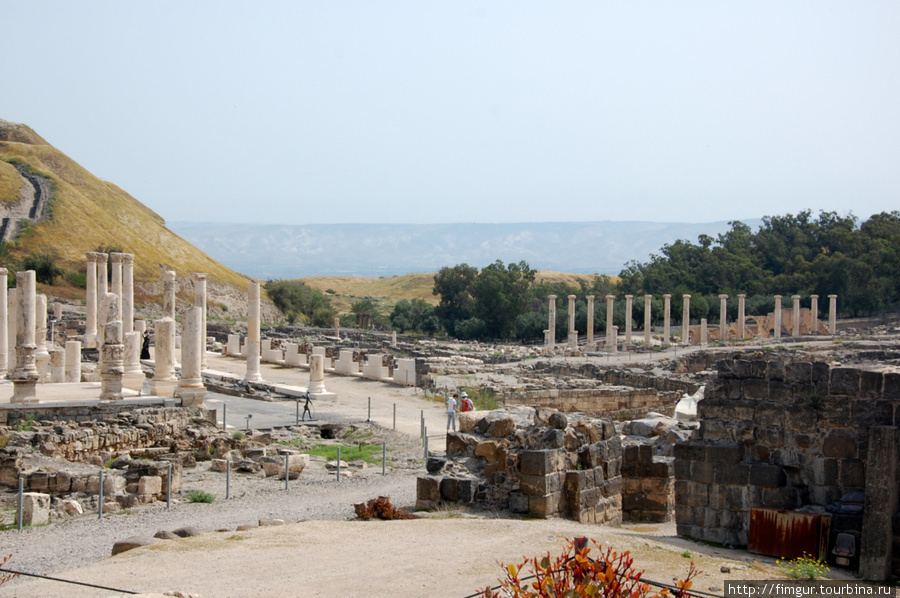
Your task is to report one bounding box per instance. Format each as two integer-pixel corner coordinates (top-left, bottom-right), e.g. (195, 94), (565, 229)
(140, 330), (151, 360)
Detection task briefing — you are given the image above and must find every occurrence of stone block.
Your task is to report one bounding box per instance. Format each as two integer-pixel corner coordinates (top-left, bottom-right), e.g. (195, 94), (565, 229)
(509, 492), (529, 513)
(565, 469), (593, 494)
(112, 536), (156, 556)
(699, 419), (727, 441)
(520, 472), (562, 496)
(519, 450), (563, 476)
(673, 441), (707, 463)
(768, 381), (792, 402)
(674, 457), (690, 480)
(708, 442), (744, 463)
(474, 440), (501, 463)
(767, 360), (785, 381)
(445, 432), (475, 456)
(714, 463), (749, 485)
(691, 461), (714, 484)
(734, 360), (753, 379)
(883, 373), (900, 400)
(839, 458), (865, 489)
(823, 431), (858, 458)
(851, 399), (893, 427)
(791, 433), (814, 450)
(704, 377), (727, 399)
(831, 367), (860, 396)
(818, 397), (851, 426)
(859, 371), (884, 398)
(489, 418), (516, 438)
(28, 471), (49, 491)
(600, 476), (622, 497)
(717, 359), (738, 378)
(138, 476), (162, 495)
(20, 492), (50, 526)
(650, 458), (674, 478)
(784, 405), (817, 432)
(749, 360), (768, 379)
(457, 478), (477, 503)
(749, 464), (786, 488)
(784, 362), (812, 384)
(529, 492), (562, 518)
(439, 477), (459, 502)
(762, 486), (800, 509)
(754, 404), (784, 427)
(416, 476), (440, 501)
(48, 471), (72, 493)
(772, 448), (802, 469)
(741, 379), (769, 400)
(605, 457), (622, 478)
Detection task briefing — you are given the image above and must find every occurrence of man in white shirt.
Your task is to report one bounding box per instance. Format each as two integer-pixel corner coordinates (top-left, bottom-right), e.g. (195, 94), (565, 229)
(446, 393), (458, 432)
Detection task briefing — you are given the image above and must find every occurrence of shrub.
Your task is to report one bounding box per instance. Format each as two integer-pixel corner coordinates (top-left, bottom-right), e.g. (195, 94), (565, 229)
(64, 270), (87, 288)
(481, 538), (699, 598)
(232, 431), (245, 440)
(187, 490), (215, 504)
(354, 496), (416, 520)
(21, 253), (62, 285)
(0, 553), (20, 585)
(776, 554), (829, 580)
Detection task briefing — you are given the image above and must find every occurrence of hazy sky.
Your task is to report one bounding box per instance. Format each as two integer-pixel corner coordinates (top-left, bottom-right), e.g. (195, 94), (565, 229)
(2, 1), (898, 226)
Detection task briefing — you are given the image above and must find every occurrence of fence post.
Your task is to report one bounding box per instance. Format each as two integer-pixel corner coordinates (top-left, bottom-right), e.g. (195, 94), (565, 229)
(166, 463), (172, 510)
(420, 410), (424, 440)
(222, 403), (227, 431)
(393, 403), (396, 431)
(367, 396), (371, 423)
(17, 477), (23, 531)
(337, 446), (342, 483)
(98, 469), (104, 520)
(296, 399), (300, 426)
(424, 427), (428, 459)
(226, 458), (231, 500)
(382, 440), (387, 476)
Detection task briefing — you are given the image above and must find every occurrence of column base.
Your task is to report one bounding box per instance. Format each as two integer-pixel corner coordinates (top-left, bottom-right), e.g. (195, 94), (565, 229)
(309, 391), (336, 401)
(175, 385), (207, 408)
(122, 370), (145, 392)
(11, 381), (38, 403)
(148, 379), (178, 398)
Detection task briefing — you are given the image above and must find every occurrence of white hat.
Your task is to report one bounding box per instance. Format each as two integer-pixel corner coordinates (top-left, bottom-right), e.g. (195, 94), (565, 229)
(461, 391), (468, 398)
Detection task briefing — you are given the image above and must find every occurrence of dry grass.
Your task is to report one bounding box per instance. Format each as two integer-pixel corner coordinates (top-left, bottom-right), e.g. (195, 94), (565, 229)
(0, 128), (251, 291)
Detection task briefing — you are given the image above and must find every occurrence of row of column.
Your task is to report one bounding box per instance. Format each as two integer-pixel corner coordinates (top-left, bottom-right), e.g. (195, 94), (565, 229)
(543, 292), (839, 348)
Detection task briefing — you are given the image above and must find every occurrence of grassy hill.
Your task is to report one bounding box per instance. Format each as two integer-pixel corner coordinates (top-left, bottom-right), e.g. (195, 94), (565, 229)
(301, 271), (611, 314)
(0, 119), (251, 307)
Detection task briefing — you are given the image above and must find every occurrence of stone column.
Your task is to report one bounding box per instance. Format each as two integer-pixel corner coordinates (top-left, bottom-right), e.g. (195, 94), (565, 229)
(176, 306), (207, 407)
(122, 330), (143, 392)
(546, 295), (557, 347)
(718, 294), (728, 343)
(192, 273), (208, 370)
(567, 295), (577, 347)
(309, 353), (326, 394)
(391, 331), (397, 345)
(791, 295), (801, 338)
(737, 294), (746, 340)
(810, 294), (819, 334)
(610, 326), (618, 353)
(0, 267), (6, 379)
(605, 295), (615, 349)
(162, 271), (177, 320)
(7, 289), (15, 369)
(586, 296), (594, 344)
(773, 295), (782, 340)
(334, 316), (340, 338)
(122, 254), (134, 334)
(681, 294), (691, 345)
(110, 253), (124, 316)
(829, 294), (838, 335)
(644, 295), (652, 346)
(84, 253), (99, 348)
(149, 318), (177, 396)
(35, 294), (50, 382)
(99, 292), (124, 400)
(64, 340), (82, 383)
(663, 294), (671, 347)
(49, 349), (65, 383)
(11, 270), (38, 403)
(624, 295), (633, 346)
(700, 318), (708, 346)
(97, 252), (108, 298)
(244, 282), (262, 383)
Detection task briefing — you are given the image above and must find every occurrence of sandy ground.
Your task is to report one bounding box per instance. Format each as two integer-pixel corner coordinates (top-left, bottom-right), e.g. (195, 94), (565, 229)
(3, 352), (854, 597)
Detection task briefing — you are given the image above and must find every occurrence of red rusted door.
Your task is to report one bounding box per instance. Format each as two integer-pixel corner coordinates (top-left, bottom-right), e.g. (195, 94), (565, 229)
(748, 508), (831, 561)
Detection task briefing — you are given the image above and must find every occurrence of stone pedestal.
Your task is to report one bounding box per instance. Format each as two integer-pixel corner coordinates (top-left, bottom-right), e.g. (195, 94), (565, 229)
(773, 295), (782, 339)
(737, 294), (746, 339)
(11, 270), (39, 403)
(546, 295), (557, 348)
(644, 295), (652, 346)
(567, 295), (577, 347)
(334, 316), (340, 338)
(0, 267), (7, 379)
(391, 331), (397, 346)
(663, 294), (671, 347)
(162, 271), (177, 320)
(681, 294), (691, 345)
(49, 349), (65, 383)
(586, 296), (594, 344)
(624, 295), (633, 346)
(176, 307), (207, 408)
(122, 331), (144, 392)
(149, 318), (178, 397)
(309, 354), (326, 394)
(99, 293), (124, 401)
(192, 273), (207, 370)
(609, 326), (617, 353)
(64, 340), (82, 383)
(35, 294), (50, 382)
(226, 334), (241, 356)
(244, 282), (262, 383)
(718, 294), (728, 343)
(828, 294), (837, 335)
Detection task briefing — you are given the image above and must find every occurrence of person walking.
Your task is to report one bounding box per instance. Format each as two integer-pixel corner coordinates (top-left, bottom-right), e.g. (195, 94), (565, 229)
(446, 393), (458, 432)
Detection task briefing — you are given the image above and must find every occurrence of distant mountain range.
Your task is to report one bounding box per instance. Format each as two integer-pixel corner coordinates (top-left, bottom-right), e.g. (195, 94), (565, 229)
(168, 220), (763, 280)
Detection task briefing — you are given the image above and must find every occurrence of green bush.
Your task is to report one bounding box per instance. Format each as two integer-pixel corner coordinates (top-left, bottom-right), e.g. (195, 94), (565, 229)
(187, 490), (215, 503)
(21, 253), (62, 285)
(65, 271), (87, 288)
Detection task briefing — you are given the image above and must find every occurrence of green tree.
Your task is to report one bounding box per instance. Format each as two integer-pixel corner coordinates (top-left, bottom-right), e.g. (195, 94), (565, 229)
(264, 280), (334, 326)
(472, 260), (535, 339)
(433, 264), (478, 333)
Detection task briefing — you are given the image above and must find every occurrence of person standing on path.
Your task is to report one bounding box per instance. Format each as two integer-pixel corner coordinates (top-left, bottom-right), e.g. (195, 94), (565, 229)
(446, 393), (458, 432)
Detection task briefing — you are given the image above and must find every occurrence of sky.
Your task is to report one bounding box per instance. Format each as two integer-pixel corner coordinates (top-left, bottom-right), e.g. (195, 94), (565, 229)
(2, 1), (898, 226)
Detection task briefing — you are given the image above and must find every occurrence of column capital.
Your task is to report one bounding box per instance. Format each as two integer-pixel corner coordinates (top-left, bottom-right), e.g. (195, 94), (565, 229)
(163, 270), (176, 282)
(85, 252), (103, 262)
(568, 294), (576, 300)
(828, 294), (838, 299)
(792, 294), (801, 300)
(774, 294), (782, 299)
(547, 294), (557, 300)
(605, 294), (616, 300)
(586, 295), (594, 301)
(738, 293), (746, 299)
(663, 294), (671, 299)
(719, 294), (729, 299)
(96, 253), (108, 263)
(682, 294), (691, 299)
(645, 294), (653, 300)
(121, 253), (134, 265)
(109, 252), (124, 264)
(810, 294), (819, 299)
(0, 267), (6, 276)
(193, 272), (208, 281)
(625, 294), (633, 299)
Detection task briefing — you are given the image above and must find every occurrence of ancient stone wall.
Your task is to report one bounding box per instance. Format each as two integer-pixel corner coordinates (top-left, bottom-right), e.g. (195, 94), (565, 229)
(531, 361), (701, 396)
(502, 387), (674, 420)
(622, 443), (674, 522)
(674, 357), (900, 547)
